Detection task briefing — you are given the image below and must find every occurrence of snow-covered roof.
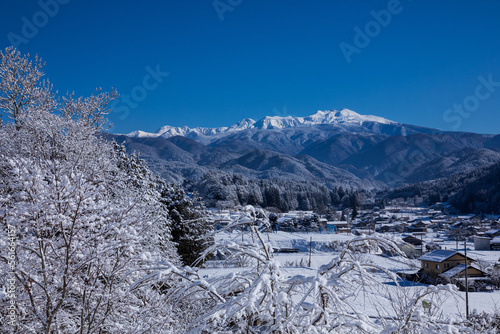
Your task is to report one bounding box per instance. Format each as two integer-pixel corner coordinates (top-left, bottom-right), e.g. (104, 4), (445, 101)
(491, 236), (500, 244)
(418, 250), (462, 262)
(397, 269), (419, 275)
(440, 263), (483, 279)
(327, 221), (348, 226)
(440, 264), (468, 279)
(485, 229), (500, 235)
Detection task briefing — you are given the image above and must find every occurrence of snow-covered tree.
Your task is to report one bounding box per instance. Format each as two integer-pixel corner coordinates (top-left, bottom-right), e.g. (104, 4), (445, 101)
(0, 47), (180, 333)
(112, 142), (213, 266)
(165, 206), (464, 333)
(0, 47), (56, 129)
(158, 183), (213, 266)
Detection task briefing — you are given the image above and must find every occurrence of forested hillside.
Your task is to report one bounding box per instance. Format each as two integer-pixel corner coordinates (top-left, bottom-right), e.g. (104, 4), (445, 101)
(386, 161), (500, 214)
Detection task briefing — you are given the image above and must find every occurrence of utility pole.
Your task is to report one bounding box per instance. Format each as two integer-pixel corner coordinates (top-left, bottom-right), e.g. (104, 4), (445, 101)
(464, 240), (469, 319)
(420, 233), (424, 256)
(309, 237), (312, 267)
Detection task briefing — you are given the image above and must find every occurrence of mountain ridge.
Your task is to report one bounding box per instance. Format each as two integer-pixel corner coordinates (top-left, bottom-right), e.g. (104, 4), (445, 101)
(111, 108), (500, 212)
(125, 109), (397, 143)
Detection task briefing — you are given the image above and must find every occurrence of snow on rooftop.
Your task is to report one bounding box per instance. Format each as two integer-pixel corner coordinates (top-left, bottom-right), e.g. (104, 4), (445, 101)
(327, 221), (349, 225)
(418, 250), (460, 262)
(440, 264), (468, 279)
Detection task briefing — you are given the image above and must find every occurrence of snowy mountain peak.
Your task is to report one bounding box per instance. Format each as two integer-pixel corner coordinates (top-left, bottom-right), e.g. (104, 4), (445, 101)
(229, 118), (256, 130)
(254, 115), (302, 130)
(251, 108), (395, 130)
(305, 108), (394, 125)
(125, 108), (397, 141)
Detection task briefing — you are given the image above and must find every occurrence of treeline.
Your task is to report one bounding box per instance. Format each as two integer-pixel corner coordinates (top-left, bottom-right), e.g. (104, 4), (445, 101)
(384, 161), (500, 214)
(190, 171), (361, 212)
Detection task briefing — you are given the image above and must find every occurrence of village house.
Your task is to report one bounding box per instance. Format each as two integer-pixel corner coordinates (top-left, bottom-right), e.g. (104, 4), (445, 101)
(406, 220), (428, 233)
(474, 236), (492, 251)
(326, 221), (350, 234)
(418, 250), (483, 277)
(402, 235), (423, 247)
(491, 236), (500, 251)
(485, 229), (500, 239)
(439, 263), (486, 284)
(378, 223), (404, 233)
(380, 241), (417, 258)
(318, 218), (328, 230)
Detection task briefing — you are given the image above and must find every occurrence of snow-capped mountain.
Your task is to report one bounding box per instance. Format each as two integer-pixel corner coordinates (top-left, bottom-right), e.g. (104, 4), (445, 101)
(126, 109), (396, 142)
(111, 108), (500, 211)
(252, 109), (394, 130)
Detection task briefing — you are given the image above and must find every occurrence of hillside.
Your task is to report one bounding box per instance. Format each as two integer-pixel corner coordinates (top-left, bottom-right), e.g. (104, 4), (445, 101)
(114, 109), (499, 211)
(386, 161), (500, 214)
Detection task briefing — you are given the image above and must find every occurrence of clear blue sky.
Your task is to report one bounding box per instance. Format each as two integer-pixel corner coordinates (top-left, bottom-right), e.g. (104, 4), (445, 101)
(1, 0), (499, 134)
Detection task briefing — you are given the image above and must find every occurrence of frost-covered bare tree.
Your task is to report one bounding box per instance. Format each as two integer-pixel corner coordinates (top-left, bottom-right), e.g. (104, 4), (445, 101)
(0, 48), (180, 333)
(0, 47), (57, 129)
(61, 89), (118, 131)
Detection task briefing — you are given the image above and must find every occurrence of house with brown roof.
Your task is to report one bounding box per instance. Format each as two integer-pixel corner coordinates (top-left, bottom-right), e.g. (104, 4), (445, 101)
(418, 250), (475, 276)
(405, 221), (427, 233)
(402, 235), (423, 246)
(439, 263), (485, 282)
(416, 250), (488, 289)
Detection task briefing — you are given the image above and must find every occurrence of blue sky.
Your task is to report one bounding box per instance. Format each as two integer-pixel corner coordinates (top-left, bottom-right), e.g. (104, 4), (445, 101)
(1, 0), (500, 134)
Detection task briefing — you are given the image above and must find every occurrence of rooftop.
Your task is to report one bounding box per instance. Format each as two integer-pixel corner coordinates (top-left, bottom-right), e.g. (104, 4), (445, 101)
(440, 263), (484, 279)
(440, 264), (470, 279)
(418, 250), (467, 263)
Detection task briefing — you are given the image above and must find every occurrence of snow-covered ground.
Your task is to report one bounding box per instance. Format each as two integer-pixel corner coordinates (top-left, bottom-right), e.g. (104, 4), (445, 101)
(218, 230), (355, 252)
(202, 231), (500, 319)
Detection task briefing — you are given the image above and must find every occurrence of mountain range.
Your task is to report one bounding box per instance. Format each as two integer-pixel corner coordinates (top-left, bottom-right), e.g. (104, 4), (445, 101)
(127, 109), (397, 142)
(110, 109), (500, 212)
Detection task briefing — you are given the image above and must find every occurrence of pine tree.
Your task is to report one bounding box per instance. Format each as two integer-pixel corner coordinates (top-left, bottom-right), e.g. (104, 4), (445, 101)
(340, 211), (347, 221)
(158, 183), (213, 266)
(352, 201), (359, 220)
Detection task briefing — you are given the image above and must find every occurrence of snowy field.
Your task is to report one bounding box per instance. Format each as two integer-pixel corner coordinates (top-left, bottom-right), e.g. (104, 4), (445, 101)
(202, 231), (500, 320)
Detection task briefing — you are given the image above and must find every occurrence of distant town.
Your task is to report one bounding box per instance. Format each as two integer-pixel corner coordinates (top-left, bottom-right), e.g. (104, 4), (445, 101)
(207, 201), (500, 292)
